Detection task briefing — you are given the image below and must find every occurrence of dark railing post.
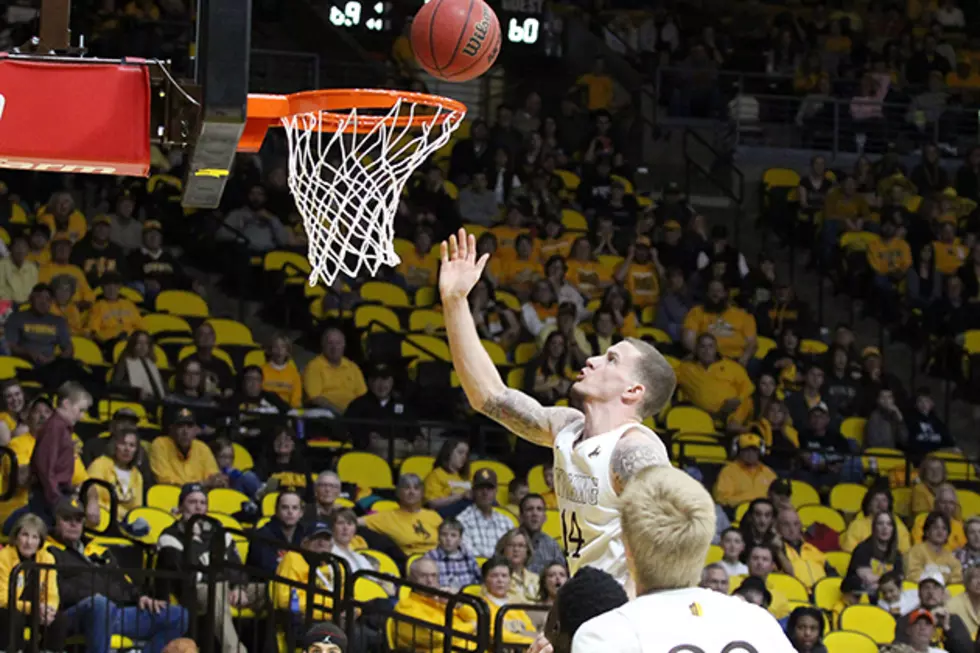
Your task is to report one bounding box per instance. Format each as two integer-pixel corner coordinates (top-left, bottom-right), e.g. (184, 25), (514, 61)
(832, 103), (840, 159)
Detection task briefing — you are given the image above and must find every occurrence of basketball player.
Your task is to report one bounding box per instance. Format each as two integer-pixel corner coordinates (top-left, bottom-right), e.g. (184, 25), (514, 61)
(439, 229), (675, 586)
(570, 466), (795, 652)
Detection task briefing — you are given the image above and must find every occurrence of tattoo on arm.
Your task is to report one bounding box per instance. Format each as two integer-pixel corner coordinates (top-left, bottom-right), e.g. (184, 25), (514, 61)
(610, 435), (668, 495)
(481, 389), (579, 447)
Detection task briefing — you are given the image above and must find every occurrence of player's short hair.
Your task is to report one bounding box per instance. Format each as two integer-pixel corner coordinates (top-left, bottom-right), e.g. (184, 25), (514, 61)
(623, 337), (676, 419)
(549, 567), (628, 653)
(620, 465), (715, 593)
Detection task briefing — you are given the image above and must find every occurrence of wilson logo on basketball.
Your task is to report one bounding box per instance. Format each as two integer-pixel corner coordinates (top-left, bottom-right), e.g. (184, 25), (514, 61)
(462, 6), (491, 57)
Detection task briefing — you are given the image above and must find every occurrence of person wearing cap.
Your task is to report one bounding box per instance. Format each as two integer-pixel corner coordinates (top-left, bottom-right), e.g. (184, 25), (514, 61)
(149, 407), (225, 487)
(303, 327), (368, 414)
(773, 506), (836, 591)
(39, 236), (96, 309)
(127, 221), (200, 299)
(344, 359), (419, 456)
(303, 621), (347, 653)
(359, 473), (443, 556)
(271, 521), (340, 648)
(47, 496), (189, 653)
(908, 512), (965, 584)
(893, 570), (974, 651)
(859, 345), (909, 415)
(613, 236), (661, 309)
(107, 191), (144, 252)
(0, 233), (39, 304)
(71, 212), (128, 288)
(88, 270), (143, 343)
(713, 431), (777, 509)
(797, 400), (857, 488)
(678, 332), (755, 431)
(4, 281), (74, 367)
(902, 609), (946, 653)
(682, 279), (759, 366)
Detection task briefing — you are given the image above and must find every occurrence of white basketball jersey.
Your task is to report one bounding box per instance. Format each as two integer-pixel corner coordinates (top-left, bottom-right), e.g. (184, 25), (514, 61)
(552, 420), (668, 584)
(571, 587), (796, 653)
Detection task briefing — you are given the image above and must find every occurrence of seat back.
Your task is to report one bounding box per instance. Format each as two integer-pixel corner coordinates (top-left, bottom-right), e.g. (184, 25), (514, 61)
(338, 451), (395, 490)
(838, 605), (896, 644)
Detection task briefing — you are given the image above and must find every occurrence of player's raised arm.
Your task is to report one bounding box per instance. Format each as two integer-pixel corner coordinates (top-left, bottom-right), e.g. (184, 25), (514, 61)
(440, 228), (581, 446)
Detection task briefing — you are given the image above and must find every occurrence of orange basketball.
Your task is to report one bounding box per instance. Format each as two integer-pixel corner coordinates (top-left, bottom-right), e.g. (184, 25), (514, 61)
(410, 0), (502, 82)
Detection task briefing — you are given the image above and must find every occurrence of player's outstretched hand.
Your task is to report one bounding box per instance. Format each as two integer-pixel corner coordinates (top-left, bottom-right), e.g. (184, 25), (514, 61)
(439, 228), (489, 301)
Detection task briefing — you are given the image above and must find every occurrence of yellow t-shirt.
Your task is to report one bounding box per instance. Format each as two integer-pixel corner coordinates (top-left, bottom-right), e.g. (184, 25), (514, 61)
(535, 236), (575, 262)
(622, 263), (660, 308)
(489, 226), (529, 260)
(907, 542), (963, 584)
(262, 361), (303, 408)
(866, 237), (912, 276)
(824, 190), (871, 223)
(303, 355), (368, 412)
(423, 467), (471, 502)
(38, 262), (96, 304)
(397, 248), (439, 289)
(485, 590), (538, 645)
(566, 260), (605, 300)
(88, 298), (142, 342)
(713, 461), (777, 509)
(272, 550), (335, 621)
(933, 240), (967, 275)
(676, 359), (755, 424)
(682, 305), (758, 360)
(363, 508), (443, 556)
(911, 513), (967, 551)
(576, 73), (614, 110)
(148, 436), (220, 486)
(541, 490), (558, 510)
(87, 455), (144, 520)
(50, 302), (86, 336)
(501, 259), (543, 295)
(38, 211), (87, 243)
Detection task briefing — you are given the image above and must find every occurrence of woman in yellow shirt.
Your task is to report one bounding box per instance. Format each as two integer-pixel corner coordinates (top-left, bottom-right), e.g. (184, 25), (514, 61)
(910, 457), (947, 515)
(840, 487), (912, 553)
(907, 512), (963, 584)
(0, 514), (66, 651)
(496, 529), (539, 603)
(87, 428), (144, 521)
(261, 334), (303, 408)
(423, 438), (472, 511)
(480, 557), (538, 646)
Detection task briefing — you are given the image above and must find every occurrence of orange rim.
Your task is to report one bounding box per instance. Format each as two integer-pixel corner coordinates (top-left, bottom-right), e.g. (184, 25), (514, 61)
(246, 89), (467, 132)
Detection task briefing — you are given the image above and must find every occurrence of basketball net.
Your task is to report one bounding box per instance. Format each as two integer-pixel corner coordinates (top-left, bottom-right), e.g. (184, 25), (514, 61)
(282, 97), (465, 287)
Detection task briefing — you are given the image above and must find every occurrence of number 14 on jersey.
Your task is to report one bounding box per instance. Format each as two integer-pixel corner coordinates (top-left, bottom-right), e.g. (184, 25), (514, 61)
(561, 509), (585, 558)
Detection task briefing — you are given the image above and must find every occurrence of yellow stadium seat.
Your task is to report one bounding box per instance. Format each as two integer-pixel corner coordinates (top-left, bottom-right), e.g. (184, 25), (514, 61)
(755, 336), (777, 359)
(892, 486), (912, 518)
(597, 255), (625, 273)
(609, 174), (634, 195)
(514, 342), (538, 365)
(142, 313), (193, 337)
(814, 576), (842, 611)
(401, 334), (451, 361)
(637, 195), (653, 207)
(471, 460), (514, 506)
(665, 406), (716, 434)
(0, 356), (32, 378)
(824, 631), (879, 653)
(361, 281), (411, 307)
(414, 286), (437, 307)
(370, 500), (400, 512)
(506, 367), (525, 389)
(177, 346), (235, 372)
(261, 492), (279, 516)
(392, 238), (414, 262)
(862, 447), (906, 473)
(206, 512), (246, 539)
(705, 544), (722, 564)
(948, 583), (966, 597)
(964, 329), (980, 355)
(401, 455), (435, 479)
(72, 336), (105, 365)
(959, 489), (980, 519)
(933, 450), (973, 481)
(124, 507), (175, 545)
(443, 180), (459, 199)
(561, 209), (588, 231)
(830, 483), (868, 515)
(156, 290), (209, 318)
(671, 434), (727, 464)
(409, 309), (445, 333)
(97, 400), (147, 422)
(763, 168), (801, 189)
(528, 465), (547, 494)
(495, 290), (521, 312)
(146, 485), (181, 512)
(635, 327), (671, 344)
(800, 339), (828, 355)
(263, 250), (311, 275)
(767, 573), (809, 602)
(734, 501), (751, 525)
(798, 505), (846, 532)
(542, 509), (561, 541)
(481, 339), (508, 365)
(243, 350), (265, 368)
(840, 232), (879, 253)
(790, 480), (820, 508)
(495, 506), (518, 527)
(207, 319), (256, 346)
(339, 451), (394, 490)
(839, 605), (896, 644)
(825, 551), (851, 576)
(85, 507), (112, 534)
(554, 169), (580, 191)
(354, 577), (389, 602)
(208, 488), (251, 516)
(232, 443), (253, 471)
(840, 418), (867, 449)
(361, 549), (401, 577)
(640, 305), (656, 325)
(355, 305), (401, 332)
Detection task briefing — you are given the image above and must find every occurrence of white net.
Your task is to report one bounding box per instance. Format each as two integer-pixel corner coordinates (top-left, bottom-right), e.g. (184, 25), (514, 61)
(282, 95), (465, 287)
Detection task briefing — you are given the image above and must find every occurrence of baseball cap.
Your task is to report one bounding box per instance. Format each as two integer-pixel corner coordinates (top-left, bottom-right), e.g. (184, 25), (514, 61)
(143, 220), (163, 232)
(55, 497), (85, 520)
(112, 407), (139, 421)
(736, 433), (763, 450)
(664, 220), (681, 231)
(918, 569), (946, 588)
(862, 346), (882, 359)
(172, 407), (196, 426)
(31, 283), (53, 296)
(809, 401), (830, 414)
(306, 521), (333, 540)
(473, 468), (498, 488)
(92, 215), (112, 226)
(178, 482), (206, 506)
(769, 478), (792, 498)
(367, 362), (393, 379)
(908, 608), (937, 626)
(303, 621), (348, 651)
(635, 236), (652, 247)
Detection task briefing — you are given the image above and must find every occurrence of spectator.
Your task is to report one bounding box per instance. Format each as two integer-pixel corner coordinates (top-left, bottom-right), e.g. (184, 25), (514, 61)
(157, 483), (263, 653)
(0, 514), (66, 652)
(904, 389), (954, 457)
(700, 563), (729, 593)
(0, 234), (38, 303)
(714, 432), (777, 509)
(408, 166), (460, 234)
(894, 573), (972, 652)
(482, 557), (539, 644)
(149, 408), (224, 487)
(128, 221), (198, 299)
(487, 148), (521, 207)
(247, 489), (308, 576)
(613, 238), (661, 310)
(185, 322), (234, 397)
(678, 333), (754, 429)
(866, 388), (910, 449)
(907, 512), (963, 584)
(72, 214), (128, 288)
(209, 438), (262, 499)
(682, 279), (758, 366)
(502, 234), (544, 298)
(785, 367), (837, 434)
(39, 192), (85, 242)
(774, 506), (836, 590)
(423, 438), (472, 512)
(824, 346), (861, 418)
(531, 562), (567, 630)
(260, 333), (303, 409)
(798, 402), (857, 487)
(329, 509), (375, 574)
(270, 522), (338, 650)
(719, 527), (749, 577)
(251, 425), (312, 494)
(0, 380), (27, 446)
(226, 366), (289, 433)
(457, 468), (513, 558)
(87, 427), (144, 521)
(48, 497), (188, 653)
(422, 519), (481, 591)
(907, 34), (953, 85)
(955, 146), (980, 202)
(88, 271), (142, 344)
(359, 473), (442, 556)
(107, 191), (143, 252)
(523, 331), (571, 405)
(165, 358), (220, 422)
(912, 484), (966, 550)
(495, 528), (539, 603)
(505, 478), (528, 516)
(907, 81), (951, 142)
(303, 328), (367, 414)
(219, 184), (291, 252)
(301, 623), (348, 653)
(519, 493), (563, 574)
(302, 471), (343, 526)
(469, 280), (521, 351)
(746, 543), (792, 618)
(457, 170), (498, 227)
(449, 120), (493, 186)
(842, 487), (913, 553)
(740, 498), (779, 553)
(397, 226), (438, 291)
(39, 238), (95, 309)
(26, 224), (52, 266)
(655, 267), (693, 341)
(110, 331), (166, 400)
(573, 57), (615, 112)
(945, 565), (980, 637)
(5, 283), (72, 368)
(786, 606), (826, 653)
(954, 517), (980, 570)
(847, 510), (905, 594)
(50, 276), (85, 336)
(345, 362), (419, 459)
(392, 558), (477, 651)
(912, 459), (948, 511)
(867, 219), (913, 303)
(489, 105), (524, 157)
(878, 570), (917, 617)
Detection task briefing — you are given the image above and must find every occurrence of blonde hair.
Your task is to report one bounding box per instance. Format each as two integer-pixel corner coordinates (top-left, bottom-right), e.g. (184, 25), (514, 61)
(494, 528), (535, 567)
(624, 338), (676, 418)
(620, 465), (716, 593)
(12, 513), (48, 542)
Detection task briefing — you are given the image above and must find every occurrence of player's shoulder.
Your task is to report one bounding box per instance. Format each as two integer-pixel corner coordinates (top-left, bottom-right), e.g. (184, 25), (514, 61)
(570, 604), (639, 653)
(614, 423), (669, 459)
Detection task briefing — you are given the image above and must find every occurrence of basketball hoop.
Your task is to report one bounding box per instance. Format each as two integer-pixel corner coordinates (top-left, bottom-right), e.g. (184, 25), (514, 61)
(242, 89), (467, 287)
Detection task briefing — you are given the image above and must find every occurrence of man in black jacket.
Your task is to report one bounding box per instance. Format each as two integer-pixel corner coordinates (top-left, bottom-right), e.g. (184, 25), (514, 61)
(246, 488), (307, 576)
(48, 498), (188, 653)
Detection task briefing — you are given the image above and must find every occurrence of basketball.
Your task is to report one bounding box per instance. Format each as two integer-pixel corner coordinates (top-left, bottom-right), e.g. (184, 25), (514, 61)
(410, 0), (502, 82)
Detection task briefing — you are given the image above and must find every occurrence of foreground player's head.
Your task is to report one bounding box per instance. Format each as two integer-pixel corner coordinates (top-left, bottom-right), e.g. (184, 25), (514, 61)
(620, 465), (716, 595)
(571, 338), (675, 420)
(545, 566), (628, 653)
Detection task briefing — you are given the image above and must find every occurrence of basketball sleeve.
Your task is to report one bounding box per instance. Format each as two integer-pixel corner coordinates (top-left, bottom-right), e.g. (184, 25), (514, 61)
(571, 611), (641, 653)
